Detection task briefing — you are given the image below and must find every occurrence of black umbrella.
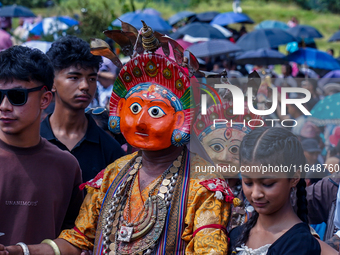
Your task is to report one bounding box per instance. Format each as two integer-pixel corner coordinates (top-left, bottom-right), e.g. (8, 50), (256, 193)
(168, 11), (195, 26)
(287, 25), (323, 39)
(186, 39), (242, 58)
(329, 30), (340, 42)
(236, 28), (297, 51)
(189, 11), (219, 23)
(0, 4), (36, 17)
(170, 22), (227, 40)
(235, 48), (287, 65)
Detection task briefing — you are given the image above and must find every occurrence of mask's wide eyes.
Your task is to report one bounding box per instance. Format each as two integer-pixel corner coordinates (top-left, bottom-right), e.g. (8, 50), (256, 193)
(209, 143), (225, 153)
(130, 102), (142, 114)
(228, 145), (239, 155)
(148, 106), (166, 118)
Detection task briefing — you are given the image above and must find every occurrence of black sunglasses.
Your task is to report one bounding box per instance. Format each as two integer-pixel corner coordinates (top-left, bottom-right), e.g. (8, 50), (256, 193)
(0, 85), (47, 106)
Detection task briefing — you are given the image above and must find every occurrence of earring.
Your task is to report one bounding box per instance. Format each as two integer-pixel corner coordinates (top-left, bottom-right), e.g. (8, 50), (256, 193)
(108, 116), (121, 134)
(290, 187), (297, 206)
(171, 129), (190, 147)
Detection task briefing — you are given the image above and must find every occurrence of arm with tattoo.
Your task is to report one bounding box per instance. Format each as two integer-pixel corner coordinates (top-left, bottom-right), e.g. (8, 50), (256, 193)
(326, 235), (340, 251)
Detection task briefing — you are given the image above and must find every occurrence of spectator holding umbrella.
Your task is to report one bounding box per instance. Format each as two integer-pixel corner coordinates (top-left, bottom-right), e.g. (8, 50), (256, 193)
(287, 16), (299, 28)
(0, 28), (12, 51)
(301, 79), (320, 110)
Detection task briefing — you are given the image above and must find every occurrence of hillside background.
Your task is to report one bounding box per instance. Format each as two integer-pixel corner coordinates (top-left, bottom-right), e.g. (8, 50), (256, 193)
(3, 0), (340, 54)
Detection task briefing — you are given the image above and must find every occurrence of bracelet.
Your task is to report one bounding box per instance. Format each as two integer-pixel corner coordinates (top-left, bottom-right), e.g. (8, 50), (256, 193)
(16, 242), (30, 255)
(41, 239), (61, 255)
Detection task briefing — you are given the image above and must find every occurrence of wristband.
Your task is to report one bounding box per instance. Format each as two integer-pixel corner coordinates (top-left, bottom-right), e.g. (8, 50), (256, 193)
(335, 230), (340, 238)
(41, 239), (61, 255)
(16, 242), (30, 255)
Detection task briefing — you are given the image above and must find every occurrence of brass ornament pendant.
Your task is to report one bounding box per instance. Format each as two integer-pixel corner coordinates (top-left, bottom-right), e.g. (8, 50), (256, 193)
(117, 196), (167, 254)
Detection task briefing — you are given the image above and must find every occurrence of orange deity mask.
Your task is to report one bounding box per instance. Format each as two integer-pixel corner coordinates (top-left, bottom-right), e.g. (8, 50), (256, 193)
(108, 54), (193, 150)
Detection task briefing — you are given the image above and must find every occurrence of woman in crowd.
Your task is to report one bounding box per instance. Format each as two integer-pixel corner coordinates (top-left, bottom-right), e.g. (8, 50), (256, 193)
(229, 127), (337, 255)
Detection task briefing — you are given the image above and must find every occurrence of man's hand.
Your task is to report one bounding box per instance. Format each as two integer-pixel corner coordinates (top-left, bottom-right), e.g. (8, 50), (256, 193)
(0, 244), (9, 255)
(326, 235), (340, 251)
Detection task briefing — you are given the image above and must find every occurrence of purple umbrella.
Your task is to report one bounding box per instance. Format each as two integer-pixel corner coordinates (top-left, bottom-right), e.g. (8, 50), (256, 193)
(318, 70), (340, 88)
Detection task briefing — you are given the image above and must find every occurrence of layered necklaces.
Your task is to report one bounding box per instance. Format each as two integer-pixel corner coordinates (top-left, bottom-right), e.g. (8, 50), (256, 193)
(101, 150), (185, 255)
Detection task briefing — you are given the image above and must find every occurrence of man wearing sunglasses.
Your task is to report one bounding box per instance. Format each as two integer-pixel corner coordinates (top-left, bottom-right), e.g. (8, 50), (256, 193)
(0, 46), (83, 246)
(40, 36), (125, 183)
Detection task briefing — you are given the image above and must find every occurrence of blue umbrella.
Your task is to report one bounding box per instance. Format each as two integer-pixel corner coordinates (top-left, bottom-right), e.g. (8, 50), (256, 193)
(30, 16), (79, 36)
(236, 28), (297, 51)
(186, 39), (241, 58)
(309, 93), (340, 125)
(136, 8), (161, 16)
(168, 11), (195, 26)
(255, 20), (289, 30)
(287, 25), (323, 39)
(235, 48), (287, 65)
(0, 4), (36, 17)
(189, 11), (219, 23)
(112, 12), (171, 32)
(210, 12), (254, 26)
(329, 30), (340, 42)
(318, 70), (340, 88)
(170, 22), (227, 40)
(286, 48), (340, 70)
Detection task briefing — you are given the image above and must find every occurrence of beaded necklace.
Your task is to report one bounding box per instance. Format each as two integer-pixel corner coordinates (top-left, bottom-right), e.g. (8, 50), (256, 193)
(101, 150), (185, 255)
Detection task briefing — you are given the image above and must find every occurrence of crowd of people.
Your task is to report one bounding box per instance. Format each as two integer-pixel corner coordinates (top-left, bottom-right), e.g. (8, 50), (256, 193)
(1, 9), (340, 255)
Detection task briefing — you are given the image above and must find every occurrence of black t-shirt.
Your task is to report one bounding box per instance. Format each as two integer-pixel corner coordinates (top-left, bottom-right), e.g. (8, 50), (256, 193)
(40, 113), (125, 183)
(229, 222), (321, 255)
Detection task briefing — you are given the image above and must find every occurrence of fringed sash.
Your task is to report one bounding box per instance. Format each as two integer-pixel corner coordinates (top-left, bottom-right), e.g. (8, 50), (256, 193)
(93, 148), (190, 254)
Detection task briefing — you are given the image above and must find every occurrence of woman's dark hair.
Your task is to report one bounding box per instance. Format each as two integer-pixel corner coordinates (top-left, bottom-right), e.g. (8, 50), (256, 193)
(284, 64), (292, 76)
(0, 46), (54, 90)
(46, 35), (102, 73)
(233, 127), (308, 250)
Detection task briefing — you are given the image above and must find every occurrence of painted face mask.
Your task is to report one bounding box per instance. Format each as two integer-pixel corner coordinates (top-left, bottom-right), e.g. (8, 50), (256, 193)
(194, 102), (263, 176)
(106, 37), (193, 150)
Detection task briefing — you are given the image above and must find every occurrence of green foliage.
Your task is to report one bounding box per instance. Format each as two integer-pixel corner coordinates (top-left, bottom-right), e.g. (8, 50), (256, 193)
(57, 0), (115, 41)
(269, 0), (340, 14)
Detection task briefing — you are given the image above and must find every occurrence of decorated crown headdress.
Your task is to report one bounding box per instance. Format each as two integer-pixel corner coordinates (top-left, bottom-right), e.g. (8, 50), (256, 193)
(194, 101), (264, 141)
(90, 21), (201, 146)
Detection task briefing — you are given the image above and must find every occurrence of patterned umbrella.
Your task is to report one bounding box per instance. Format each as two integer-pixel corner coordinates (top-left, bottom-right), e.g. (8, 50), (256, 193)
(29, 16), (79, 36)
(309, 92), (340, 126)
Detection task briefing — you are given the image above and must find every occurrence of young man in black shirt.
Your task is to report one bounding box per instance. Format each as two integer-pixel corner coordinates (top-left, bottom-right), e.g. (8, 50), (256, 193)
(41, 36), (125, 183)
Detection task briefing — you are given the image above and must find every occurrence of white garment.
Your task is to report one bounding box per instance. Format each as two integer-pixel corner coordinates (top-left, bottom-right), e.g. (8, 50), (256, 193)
(97, 82), (113, 107)
(291, 115), (307, 136)
(236, 244), (271, 255)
